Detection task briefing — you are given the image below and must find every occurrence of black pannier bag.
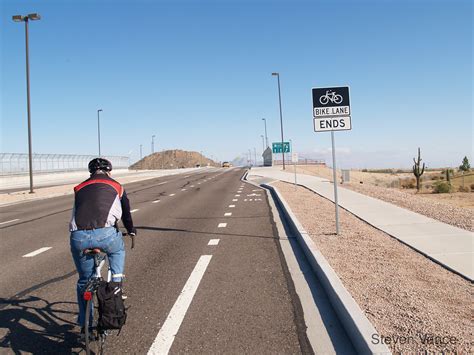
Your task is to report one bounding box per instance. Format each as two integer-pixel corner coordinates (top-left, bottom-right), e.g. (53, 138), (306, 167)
(96, 281), (127, 330)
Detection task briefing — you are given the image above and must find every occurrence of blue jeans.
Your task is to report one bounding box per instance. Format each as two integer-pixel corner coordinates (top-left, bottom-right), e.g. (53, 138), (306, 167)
(70, 227), (125, 327)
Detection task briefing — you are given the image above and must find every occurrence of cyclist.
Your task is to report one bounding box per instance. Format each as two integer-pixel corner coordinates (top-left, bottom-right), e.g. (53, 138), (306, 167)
(69, 158), (136, 333)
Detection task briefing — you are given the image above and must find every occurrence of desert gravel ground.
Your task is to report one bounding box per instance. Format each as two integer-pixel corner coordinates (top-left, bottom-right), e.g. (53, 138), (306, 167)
(344, 183), (473, 232)
(274, 181), (472, 354)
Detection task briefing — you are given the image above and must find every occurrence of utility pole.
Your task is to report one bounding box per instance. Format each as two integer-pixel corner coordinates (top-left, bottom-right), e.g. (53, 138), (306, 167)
(140, 144), (143, 160)
(13, 13), (41, 193)
(272, 72), (286, 170)
(97, 109), (103, 156)
(262, 118), (269, 148)
(152, 135), (155, 154)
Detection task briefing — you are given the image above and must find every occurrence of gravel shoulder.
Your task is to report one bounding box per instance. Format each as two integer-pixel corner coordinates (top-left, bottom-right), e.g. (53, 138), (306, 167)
(273, 181), (472, 354)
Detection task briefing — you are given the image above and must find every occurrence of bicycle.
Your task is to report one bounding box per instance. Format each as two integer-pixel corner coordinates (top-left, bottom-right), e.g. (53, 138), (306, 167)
(82, 232), (135, 355)
(319, 90), (343, 105)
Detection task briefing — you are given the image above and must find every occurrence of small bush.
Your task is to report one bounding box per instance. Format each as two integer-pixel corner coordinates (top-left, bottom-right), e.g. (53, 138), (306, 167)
(433, 181), (451, 193)
(458, 186), (470, 193)
(361, 169), (368, 172)
(431, 176), (439, 181)
(401, 178), (416, 189)
(471, 183), (474, 192)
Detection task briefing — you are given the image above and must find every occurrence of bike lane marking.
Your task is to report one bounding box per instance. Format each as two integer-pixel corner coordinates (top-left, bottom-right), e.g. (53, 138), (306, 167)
(152, 200), (160, 204)
(147, 255), (213, 355)
(0, 219), (20, 225)
(208, 239), (220, 246)
(217, 223), (227, 228)
(130, 209), (139, 213)
(224, 213), (232, 216)
(23, 247), (52, 258)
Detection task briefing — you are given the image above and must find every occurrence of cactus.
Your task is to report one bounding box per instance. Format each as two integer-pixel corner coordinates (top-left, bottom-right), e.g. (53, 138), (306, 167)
(412, 147), (425, 192)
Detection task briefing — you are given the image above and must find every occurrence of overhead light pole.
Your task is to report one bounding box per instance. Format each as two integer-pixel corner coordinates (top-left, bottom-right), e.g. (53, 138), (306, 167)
(152, 135), (156, 154)
(140, 144), (143, 160)
(12, 13), (41, 194)
(261, 118), (269, 148)
(97, 109), (103, 156)
(271, 72), (286, 170)
(260, 135), (265, 153)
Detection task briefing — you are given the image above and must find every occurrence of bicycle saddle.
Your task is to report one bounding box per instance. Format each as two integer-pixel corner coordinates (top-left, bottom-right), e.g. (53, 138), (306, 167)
(83, 248), (104, 255)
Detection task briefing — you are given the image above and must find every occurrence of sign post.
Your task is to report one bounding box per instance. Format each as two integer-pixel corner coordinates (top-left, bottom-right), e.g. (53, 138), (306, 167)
(312, 86), (351, 235)
(291, 152), (298, 189)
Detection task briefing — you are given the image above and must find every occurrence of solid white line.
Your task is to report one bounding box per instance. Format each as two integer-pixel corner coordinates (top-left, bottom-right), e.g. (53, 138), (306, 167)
(224, 213), (232, 216)
(23, 247), (52, 258)
(152, 200), (160, 204)
(0, 219), (20, 225)
(169, 194), (175, 196)
(147, 255), (212, 355)
(218, 223), (227, 228)
(232, 199), (238, 202)
(208, 239), (220, 246)
(229, 205), (235, 208)
(131, 209), (139, 213)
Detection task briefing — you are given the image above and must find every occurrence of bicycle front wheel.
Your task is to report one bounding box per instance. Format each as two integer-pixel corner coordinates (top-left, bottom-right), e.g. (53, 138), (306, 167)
(84, 294), (106, 355)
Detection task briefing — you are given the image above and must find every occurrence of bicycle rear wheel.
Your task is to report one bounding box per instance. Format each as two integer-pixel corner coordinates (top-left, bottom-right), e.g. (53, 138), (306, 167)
(84, 293), (106, 355)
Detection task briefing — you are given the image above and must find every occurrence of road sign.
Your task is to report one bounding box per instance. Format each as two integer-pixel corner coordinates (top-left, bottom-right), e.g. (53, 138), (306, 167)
(291, 152), (298, 163)
(272, 142), (290, 153)
(312, 86), (351, 132)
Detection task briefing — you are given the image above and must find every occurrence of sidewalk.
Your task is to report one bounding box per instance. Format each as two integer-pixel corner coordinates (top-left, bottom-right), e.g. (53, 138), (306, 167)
(249, 167), (473, 281)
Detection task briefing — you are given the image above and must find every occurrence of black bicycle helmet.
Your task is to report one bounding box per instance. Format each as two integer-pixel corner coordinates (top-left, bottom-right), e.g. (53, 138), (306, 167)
(88, 158), (112, 174)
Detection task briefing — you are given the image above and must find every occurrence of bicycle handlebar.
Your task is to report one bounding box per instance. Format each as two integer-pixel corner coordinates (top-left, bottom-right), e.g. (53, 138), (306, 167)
(122, 232), (136, 249)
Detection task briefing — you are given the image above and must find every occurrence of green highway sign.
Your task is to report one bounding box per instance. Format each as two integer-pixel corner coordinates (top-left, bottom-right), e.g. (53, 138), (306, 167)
(272, 142), (291, 153)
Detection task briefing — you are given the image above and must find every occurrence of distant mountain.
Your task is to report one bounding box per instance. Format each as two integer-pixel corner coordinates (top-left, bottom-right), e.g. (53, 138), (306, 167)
(130, 150), (218, 170)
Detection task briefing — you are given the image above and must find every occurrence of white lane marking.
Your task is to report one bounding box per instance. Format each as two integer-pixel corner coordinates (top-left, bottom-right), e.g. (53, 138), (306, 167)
(247, 193), (261, 196)
(184, 175), (189, 178)
(147, 255), (212, 355)
(158, 181), (168, 185)
(181, 189), (187, 191)
(131, 209), (139, 213)
(229, 205), (235, 208)
(0, 219), (20, 225)
(232, 199), (238, 202)
(190, 185), (195, 187)
(252, 189), (260, 192)
(152, 200), (160, 204)
(23, 247), (52, 258)
(198, 183), (201, 185)
(169, 194), (176, 196)
(218, 223), (227, 228)
(235, 194), (240, 197)
(208, 239), (220, 246)
(224, 213), (232, 216)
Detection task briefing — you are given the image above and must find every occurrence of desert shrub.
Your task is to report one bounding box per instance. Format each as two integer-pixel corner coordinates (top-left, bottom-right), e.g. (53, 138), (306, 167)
(471, 184), (474, 192)
(440, 176), (445, 180)
(362, 168), (368, 172)
(431, 176), (439, 181)
(433, 181), (451, 193)
(401, 178), (416, 189)
(458, 186), (470, 193)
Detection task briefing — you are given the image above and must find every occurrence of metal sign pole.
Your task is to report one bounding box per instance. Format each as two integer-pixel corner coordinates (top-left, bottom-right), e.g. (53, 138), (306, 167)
(331, 131), (340, 235)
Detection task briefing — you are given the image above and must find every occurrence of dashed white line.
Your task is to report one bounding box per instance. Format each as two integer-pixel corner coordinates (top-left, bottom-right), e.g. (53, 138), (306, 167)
(208, 239), (220, 246)
(169, 194), (176, 196)
(23, 247), (52, 258)
(152, 200), (160, 204)
(0, 219), (20, 225)
(181, 189), (187, 191)
(190, 185), (195, 187)
(131, 209), (139, 213)
(218, 223), (227, 228)
(232, 199), (238, 202)
(147, 255), (212, 355)
(229, 205), (235, 208)
(224, 212), (232, 216)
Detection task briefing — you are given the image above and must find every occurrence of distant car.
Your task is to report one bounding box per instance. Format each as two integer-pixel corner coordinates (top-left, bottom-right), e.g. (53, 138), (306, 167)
(222, 162), (230, 168)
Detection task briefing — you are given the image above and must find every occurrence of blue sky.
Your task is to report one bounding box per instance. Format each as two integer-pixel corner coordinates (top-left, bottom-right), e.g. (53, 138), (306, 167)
(1, 0), (472, 168)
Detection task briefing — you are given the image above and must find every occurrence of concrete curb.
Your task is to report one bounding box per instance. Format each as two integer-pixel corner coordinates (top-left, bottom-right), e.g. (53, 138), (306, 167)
(247, 175), (390, 354)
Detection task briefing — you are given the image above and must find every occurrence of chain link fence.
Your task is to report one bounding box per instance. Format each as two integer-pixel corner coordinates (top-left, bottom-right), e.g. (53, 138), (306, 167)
(0, 153), (130, 176)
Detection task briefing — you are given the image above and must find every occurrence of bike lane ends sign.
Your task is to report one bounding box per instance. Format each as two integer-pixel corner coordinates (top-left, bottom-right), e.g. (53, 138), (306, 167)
(312, 86), (351, 132)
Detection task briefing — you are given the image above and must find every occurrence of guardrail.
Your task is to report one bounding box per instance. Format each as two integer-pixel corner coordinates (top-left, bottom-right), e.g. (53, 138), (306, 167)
(0, 153), (130, 176)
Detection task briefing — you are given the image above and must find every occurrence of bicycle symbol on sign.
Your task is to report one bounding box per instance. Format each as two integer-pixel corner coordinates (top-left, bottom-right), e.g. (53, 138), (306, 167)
(319, 90), (343, 105)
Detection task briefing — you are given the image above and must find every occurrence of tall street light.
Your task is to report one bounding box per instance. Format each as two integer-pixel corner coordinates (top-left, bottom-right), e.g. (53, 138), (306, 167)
(261, 118), (269, 148)
(12, 13), (41, 194)
(260, 135), (265, 153)
(97, 109), (103, 156)
(152, 135), (156, 154)
(271, 72), (286, 170)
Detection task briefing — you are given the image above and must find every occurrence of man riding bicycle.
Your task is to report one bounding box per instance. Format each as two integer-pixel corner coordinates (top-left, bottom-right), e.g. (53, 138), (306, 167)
(69, 158), (136, 333)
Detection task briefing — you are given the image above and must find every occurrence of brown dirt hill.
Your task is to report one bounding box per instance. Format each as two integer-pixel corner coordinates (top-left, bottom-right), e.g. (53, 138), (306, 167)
(130, 150), (218, 170)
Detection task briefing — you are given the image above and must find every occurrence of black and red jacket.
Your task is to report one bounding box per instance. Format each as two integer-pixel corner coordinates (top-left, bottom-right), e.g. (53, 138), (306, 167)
(69, 172), (135, 233)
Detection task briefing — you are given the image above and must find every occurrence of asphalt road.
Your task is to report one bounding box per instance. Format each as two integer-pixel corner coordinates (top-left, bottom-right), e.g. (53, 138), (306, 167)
(0, 168), (313, 354)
